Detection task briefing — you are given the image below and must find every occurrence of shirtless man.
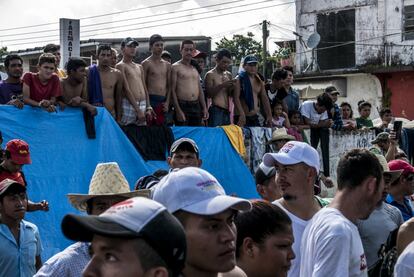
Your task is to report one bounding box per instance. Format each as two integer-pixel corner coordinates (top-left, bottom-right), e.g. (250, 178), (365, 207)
(142, 34), (171, 125)
(61, 58), (97, 115)
(88, 44), (123, 120)
(171, 40), (208, 126)
(234, 55), (272, 127)
(115, 37), (152, 126)
(204, 48), (240, 127)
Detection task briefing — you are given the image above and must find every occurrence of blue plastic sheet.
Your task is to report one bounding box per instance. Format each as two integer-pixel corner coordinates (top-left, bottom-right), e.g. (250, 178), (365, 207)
(0, 106), (258, 260)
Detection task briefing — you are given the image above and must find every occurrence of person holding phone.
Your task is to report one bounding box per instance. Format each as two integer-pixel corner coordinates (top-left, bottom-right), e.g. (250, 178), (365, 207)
(369, 131), (403, 162)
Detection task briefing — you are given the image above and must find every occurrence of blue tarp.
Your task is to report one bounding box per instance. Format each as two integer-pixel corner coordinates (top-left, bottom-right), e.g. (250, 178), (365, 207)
(0, 106), (258, 260)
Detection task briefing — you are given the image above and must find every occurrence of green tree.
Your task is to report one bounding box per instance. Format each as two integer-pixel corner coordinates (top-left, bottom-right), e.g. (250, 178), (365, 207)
(0, 47), (8, 58)
(215, 32), (262, 65)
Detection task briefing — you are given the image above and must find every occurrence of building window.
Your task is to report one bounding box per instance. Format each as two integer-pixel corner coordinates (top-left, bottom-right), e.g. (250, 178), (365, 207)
(403, 1), (414, 40)
(316, 9), (355, 70)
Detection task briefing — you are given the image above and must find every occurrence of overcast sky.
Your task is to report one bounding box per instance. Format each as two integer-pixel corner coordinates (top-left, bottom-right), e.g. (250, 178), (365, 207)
(0, 0), (296, 53)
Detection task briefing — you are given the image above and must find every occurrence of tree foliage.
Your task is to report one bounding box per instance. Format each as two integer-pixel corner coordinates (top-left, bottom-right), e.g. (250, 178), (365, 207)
(0, 47), (8, 58)
(215, 32), (262, 65)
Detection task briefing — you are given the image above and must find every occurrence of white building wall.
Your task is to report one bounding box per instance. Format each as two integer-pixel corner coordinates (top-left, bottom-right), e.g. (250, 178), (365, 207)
(296, 0), (414, 72)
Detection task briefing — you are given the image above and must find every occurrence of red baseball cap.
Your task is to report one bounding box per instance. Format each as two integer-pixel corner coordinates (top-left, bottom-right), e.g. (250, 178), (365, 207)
(388, 159), (414, 175)
(5, 139), (31, 165)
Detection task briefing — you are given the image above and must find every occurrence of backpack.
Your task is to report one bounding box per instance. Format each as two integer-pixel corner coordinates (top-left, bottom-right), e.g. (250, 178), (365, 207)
(368, 227), (400, 277)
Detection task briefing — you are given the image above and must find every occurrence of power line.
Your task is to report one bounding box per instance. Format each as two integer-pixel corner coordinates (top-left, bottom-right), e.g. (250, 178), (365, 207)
(0, 0), (191, 32)
(5, 0), (295, 45)
(1, 0), (242, 38)
(1, 0), (291, 42)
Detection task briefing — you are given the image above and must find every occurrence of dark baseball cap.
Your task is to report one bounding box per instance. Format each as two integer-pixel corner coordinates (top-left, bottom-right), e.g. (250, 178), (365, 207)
(62, 197), (186, 276)
(121, 37), (139, 47)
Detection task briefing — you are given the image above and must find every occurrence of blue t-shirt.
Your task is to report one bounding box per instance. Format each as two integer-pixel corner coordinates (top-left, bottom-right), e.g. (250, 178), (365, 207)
(0, 80), (23, 104)
(0, 220), (43, 277)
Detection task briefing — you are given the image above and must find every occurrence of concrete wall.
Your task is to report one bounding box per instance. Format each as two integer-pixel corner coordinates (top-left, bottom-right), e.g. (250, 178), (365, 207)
(296, 0), (414, 72)
(293, 73), (383, 119)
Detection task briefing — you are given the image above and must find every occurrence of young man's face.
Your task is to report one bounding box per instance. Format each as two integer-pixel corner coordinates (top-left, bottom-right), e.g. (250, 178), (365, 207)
(0, 189), (27, 221)
(98, 50), (112, 67)
(6, 59), (23, 79)
(183, 209), (237, 274)
(38, 62), (55, 80)
(382, 112), (393, 124)
(276, 162), (314, 201)
(83, 235), (146, 277)
(122, 45), (137, 58)
(3, 158), (23, 173)
(50, 50), (61, 65)
(151, 41), (164, 56)
(285, 70), (293, 86)
(315, 104), (327, 114)
(359, 106), (371, 118)
(168, 150), (201, 169)
(257, 175), (281, 202)
(217, 56), (232, 72)
(70, 66), (87, 83)
(328, 93), (338, 103)
(195, 58), (205, 71)
(244, 63), (258, 75)
(181, 43), (194, 60)
(252, 227), (295, 277)
(88, 196), (128, 216)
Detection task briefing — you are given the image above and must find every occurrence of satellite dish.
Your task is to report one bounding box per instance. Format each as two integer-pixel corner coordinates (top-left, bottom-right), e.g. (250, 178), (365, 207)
(307, 32), (321, 49)
(303, 32), (321, 73)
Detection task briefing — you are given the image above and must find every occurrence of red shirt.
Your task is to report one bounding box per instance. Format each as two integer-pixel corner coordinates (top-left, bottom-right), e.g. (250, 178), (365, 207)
(23, 72), (62, 102)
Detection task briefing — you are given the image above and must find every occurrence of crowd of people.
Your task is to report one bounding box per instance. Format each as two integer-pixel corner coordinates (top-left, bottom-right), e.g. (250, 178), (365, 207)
(1, 34), (414, 277)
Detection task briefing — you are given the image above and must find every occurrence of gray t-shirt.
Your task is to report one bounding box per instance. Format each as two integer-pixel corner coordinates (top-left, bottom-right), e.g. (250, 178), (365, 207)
(357, 202), (404, 268)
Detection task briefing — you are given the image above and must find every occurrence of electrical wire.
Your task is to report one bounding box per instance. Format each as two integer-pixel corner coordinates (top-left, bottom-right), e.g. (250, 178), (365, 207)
(5, 1), (295, 46)
(0, 0), (192, 32)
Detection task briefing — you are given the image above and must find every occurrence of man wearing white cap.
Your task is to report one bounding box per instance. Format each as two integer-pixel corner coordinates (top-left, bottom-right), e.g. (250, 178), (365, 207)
(300, 149), (384, 277)
(61, 197), (187, 277)
(262, 141), (324, 277)
(152, 167), (251, 277)
(35, 162), (150, 277)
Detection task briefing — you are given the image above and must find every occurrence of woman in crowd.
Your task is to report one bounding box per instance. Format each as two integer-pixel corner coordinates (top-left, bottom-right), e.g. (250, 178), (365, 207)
(340, 102), (357, 130)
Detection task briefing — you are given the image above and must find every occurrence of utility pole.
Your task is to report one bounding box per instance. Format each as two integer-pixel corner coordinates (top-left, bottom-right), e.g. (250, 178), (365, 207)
(262, 20), (269, 79)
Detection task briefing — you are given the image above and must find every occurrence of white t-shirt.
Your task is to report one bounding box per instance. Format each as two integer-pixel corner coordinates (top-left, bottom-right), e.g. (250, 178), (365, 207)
(300, 100), (328, 125)
(394, 241), (414, 277)
(300, 207), (368, 277)
(273, 200), (311, 277)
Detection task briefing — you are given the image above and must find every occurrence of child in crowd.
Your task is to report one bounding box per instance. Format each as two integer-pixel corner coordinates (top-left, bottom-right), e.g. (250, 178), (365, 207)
(340, 102), (357, 130)
(356, 100), (373, 129)
(377, 107), (393, 132)
(22, 53), (62, 113)
(287, 110), (308, 142)
(271, 100), (290, 128)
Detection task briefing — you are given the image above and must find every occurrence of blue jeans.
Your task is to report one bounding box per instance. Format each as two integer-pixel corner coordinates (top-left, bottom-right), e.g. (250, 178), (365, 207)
(208, 105), (230, 127)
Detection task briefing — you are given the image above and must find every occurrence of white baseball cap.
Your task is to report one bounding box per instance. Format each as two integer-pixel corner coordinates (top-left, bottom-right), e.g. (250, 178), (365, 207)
(152, 167), (252, 215)
(263, 141), (320, 173)
(61, 197), (186, 276)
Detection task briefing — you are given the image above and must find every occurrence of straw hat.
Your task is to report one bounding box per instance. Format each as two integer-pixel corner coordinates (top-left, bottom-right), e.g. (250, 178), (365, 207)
(375, 155), (402, 184)
(67, 162), (150, 211)
(267, 128), (295, 144)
